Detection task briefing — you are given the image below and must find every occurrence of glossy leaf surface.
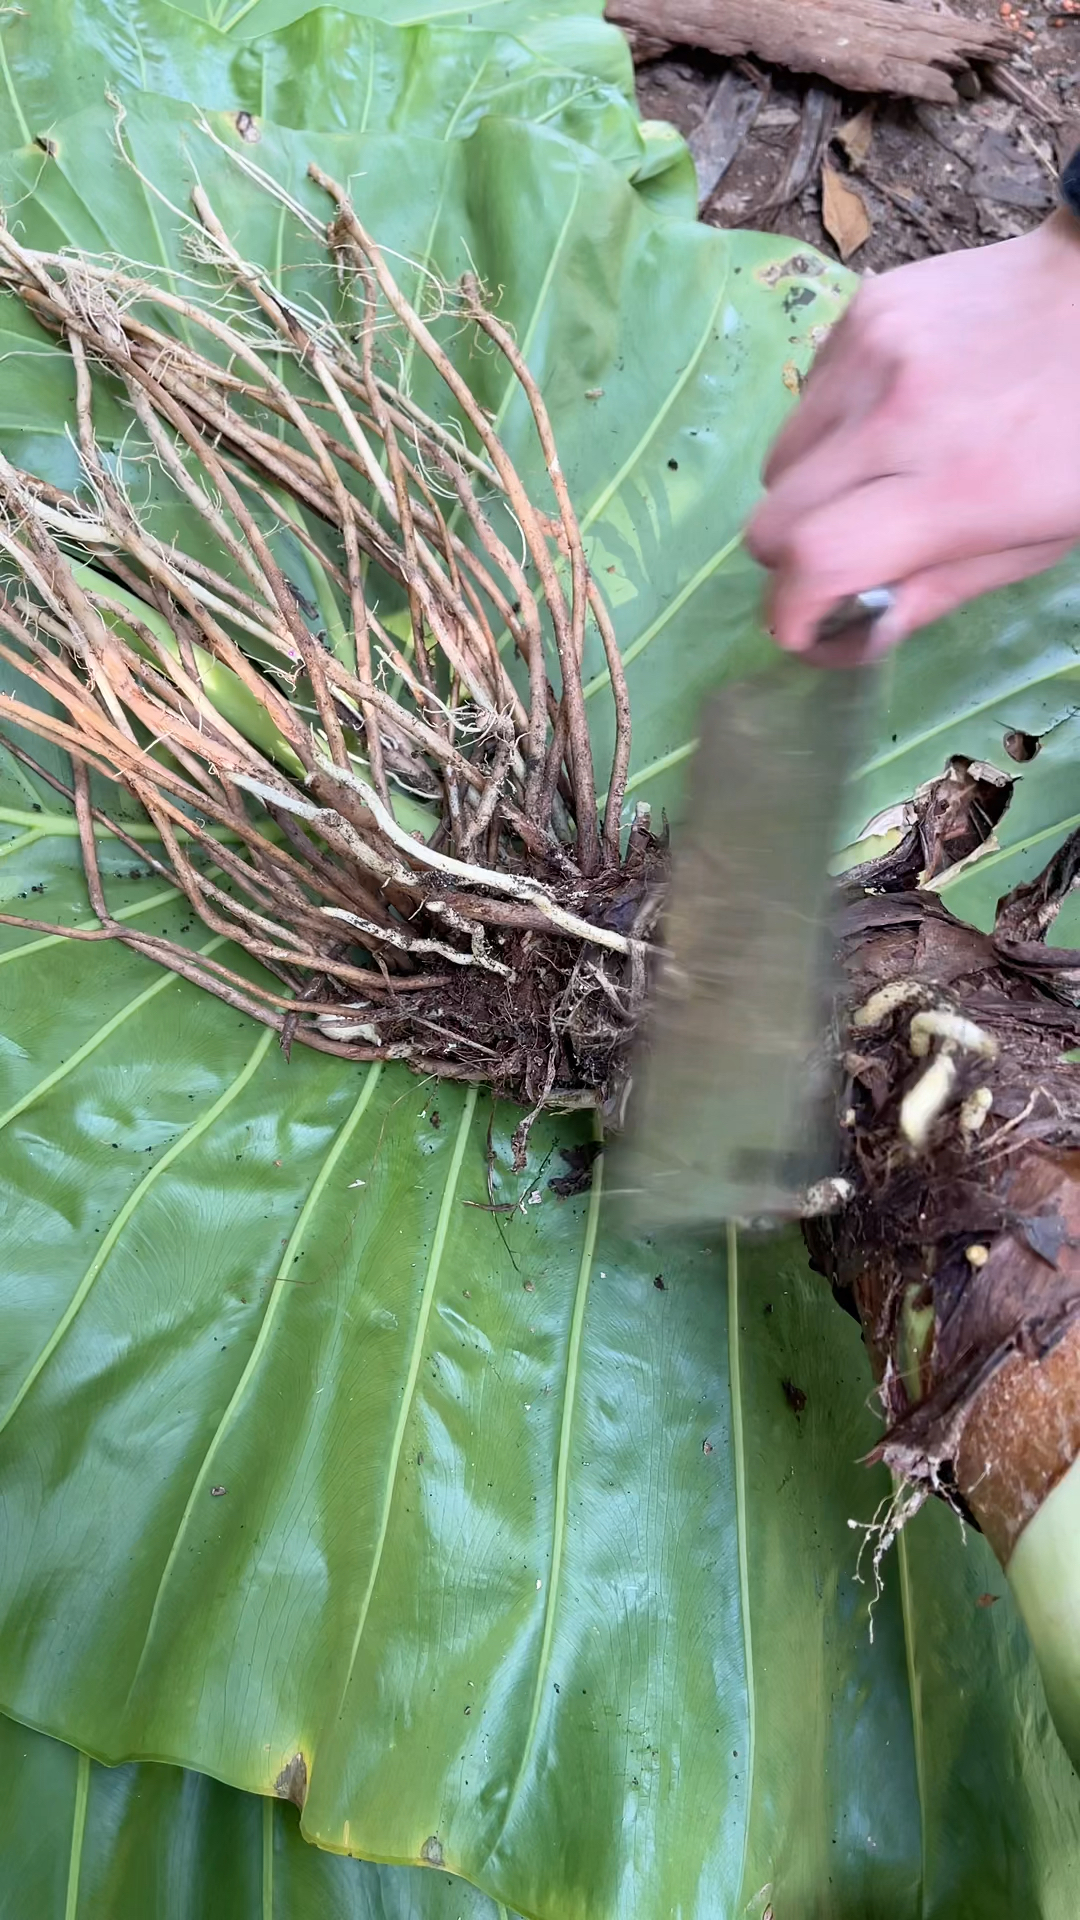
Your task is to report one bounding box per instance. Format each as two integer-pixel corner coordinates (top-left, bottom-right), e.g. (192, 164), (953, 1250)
(0, 74), (845, 1920)
(0, 0), (692, 210)
(158, 0), (604, 41)
(0, 1712), (518, 1920)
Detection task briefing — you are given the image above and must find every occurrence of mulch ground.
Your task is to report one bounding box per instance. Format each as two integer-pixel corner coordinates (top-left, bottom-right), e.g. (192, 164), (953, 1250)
(634, 0), (1080, 271)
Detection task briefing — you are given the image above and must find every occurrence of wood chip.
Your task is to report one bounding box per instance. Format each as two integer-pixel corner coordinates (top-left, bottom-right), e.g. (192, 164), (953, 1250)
(821, 162), (872, 259)
(689, 69), (766, 207)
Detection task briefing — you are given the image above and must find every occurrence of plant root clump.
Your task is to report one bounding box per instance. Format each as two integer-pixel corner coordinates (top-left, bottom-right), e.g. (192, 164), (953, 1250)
(0, 157), (667, 1128)
(808, 760), (1080, 1565)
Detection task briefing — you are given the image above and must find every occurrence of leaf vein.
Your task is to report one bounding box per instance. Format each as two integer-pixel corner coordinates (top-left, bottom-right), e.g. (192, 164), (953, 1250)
(486, 1131), (602, 1854)
(0, 1025), (275, 1439)
(727, 1221), (757, 1906)
(579, 266), (731, 534)
(0, 885), (185, 968)
(583, 530), (742, 703)
(0, 18), (30, 147)
(0, 936), (227, 1135)
(334, 1084), (479, 1712)
(63, 1749), (90, 1920)
(122, 1064), (383, 1706)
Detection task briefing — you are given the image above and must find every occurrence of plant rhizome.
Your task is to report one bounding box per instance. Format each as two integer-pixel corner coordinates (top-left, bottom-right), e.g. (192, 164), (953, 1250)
(0, 164), (666, 1144)
(807, 755), (1080, 1707)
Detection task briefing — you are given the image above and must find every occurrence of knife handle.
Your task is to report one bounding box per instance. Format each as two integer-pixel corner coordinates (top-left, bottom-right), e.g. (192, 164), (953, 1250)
(804, 586), (895, 669)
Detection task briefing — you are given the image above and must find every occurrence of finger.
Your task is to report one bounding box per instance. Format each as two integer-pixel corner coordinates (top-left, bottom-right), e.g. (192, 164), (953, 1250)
(763, 570), (876, 660)
(748, 418), (906, 570)
(759, 374), (847, 492)
(874, 539), (1076, 644)
(760, 467), (1062, 654)
(759, 360), (852, 491)
(763, 473), (947, 653)
(765, 532), (1075, 658)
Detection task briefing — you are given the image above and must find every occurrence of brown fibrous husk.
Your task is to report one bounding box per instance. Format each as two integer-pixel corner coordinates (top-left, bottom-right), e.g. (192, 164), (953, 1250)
(0, 161), (667, 1141)
(808, 755), (1080, 1563)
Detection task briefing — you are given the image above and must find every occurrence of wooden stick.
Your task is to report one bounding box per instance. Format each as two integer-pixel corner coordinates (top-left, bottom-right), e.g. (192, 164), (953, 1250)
(607, 0), (1012, 105)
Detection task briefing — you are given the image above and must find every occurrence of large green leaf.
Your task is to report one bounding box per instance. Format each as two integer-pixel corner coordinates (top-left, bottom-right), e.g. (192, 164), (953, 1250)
(0, 0), (695, 211)
(0, 1712), (518, 1919)
(3, 59), (1080, 1920)
(0, 85), (842, 1920)
(160, 0), (603, 41)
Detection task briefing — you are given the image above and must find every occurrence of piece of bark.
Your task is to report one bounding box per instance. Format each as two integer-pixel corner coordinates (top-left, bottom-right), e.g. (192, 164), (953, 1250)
(690, 69), (767, 208)
(607, 0), (1013, 105)
(989, 64), (1064, 128)
(744, 84), (836, 222)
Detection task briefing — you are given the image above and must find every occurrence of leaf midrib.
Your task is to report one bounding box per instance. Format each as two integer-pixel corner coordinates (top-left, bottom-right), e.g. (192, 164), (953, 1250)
(332, 1083), (479, 1717)
(487, 1133), (603, 1853)
(122, 1062), (384, 1705)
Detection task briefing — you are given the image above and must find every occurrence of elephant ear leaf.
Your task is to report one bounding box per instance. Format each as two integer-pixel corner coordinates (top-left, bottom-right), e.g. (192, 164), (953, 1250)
(3, 16), (1080, 1920)
(0, 0), (690, 206)
(0, 1709), (521, 1919)
(157, 0), (607, 38)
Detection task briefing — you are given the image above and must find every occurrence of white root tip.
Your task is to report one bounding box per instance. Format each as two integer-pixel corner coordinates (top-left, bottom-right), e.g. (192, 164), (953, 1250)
(316, 1015), (380, 1043)
(959, 1085), (994, 1136)
(900, 1049), (958, 1150)
(909, 1009), (998, 1061)
(851, 978), (926, 1031)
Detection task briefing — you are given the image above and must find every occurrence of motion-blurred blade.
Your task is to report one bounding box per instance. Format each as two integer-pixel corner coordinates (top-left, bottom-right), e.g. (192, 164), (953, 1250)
(614, 631), (881, 1228)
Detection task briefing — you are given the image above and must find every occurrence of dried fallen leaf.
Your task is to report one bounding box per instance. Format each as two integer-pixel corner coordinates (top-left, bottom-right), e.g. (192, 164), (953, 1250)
(821, 161), (872, 261)
(836, 104), (875, 169)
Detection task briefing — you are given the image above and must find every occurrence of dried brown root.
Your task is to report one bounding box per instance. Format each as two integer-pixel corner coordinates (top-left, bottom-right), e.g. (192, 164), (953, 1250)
(807, 757), (1080, 1757)
(0, 168), (665, 1120)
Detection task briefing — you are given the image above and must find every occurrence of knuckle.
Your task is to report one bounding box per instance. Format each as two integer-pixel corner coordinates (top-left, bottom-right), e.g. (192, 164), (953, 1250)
(745, 502), (783, 565)
(851, 288), (902, 357)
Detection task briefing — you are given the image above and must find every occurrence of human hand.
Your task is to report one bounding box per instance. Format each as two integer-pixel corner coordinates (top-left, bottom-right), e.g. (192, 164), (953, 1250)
(745, 210), (1080, 656)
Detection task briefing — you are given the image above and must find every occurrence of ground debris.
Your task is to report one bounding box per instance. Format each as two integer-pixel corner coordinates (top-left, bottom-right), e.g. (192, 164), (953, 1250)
(548, 1141), (604, 1199)
(635, 4), (1075, 275)
(821, 159), (872, 259)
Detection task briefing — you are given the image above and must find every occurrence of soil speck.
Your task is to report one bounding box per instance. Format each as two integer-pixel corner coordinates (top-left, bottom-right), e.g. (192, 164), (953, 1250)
(782, 1379), (807, 1416)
